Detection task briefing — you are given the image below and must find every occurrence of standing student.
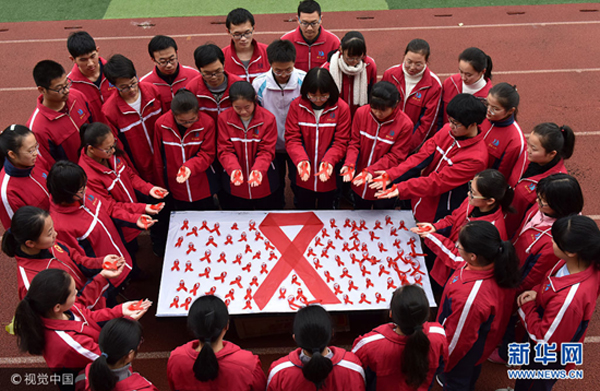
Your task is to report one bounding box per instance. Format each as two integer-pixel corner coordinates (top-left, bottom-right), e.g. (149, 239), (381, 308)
(67, 31), (116, 122)
(505, 122), (574, 238)
(222, 8), (269, 83)
(341, 81), (413, 210)
(285, 68), (351, 209)
(83, 318), (158, 391)
(371, 94), (488, 223)
(267, 305), (365, 391)
(27, 60), (93, 165)
(0, 124), (50, 229)
(424, 221), (519, 391)
(322, 31), (377, 117)
(140, 35), (200, 112)
(217, 81), (279, 210)
(187, 44), (244, 123)
(102, 54), (163, 183)
(382, 39), (442, 152)
(352, 285), (448, 391)
(439, 47), (493, 127)
(253, 39), (307, 208)
(167, 295), (266, 391)
(481, 83), (527, 182)
(281, 0), (340, 72)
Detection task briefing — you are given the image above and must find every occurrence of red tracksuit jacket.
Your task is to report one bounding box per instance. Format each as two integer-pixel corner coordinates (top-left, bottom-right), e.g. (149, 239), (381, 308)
(281, 27), (340, 72)
(267, 346), (365, 391)
(82, 363), (159, 391)
(41, 303), (123, 371)
(343, 105), (413, 201)
(68, 58), (116, 123)
(322, 56), (378, 116)
(102, 83), (163, 183)
(50, 190), (141, 287)
(222, 39), (270, 83)
(429, 201), (507, 286)
(386, 125), (488, 223)
(439, 74), (492, 126)
(382, 65), (443, 151)
(78, 151), (150, 243)
(427, 235), (515, 372)
(153, 111), (218, 202)
(167, 340), (266, 391)
(352, 322), (448, 391)
(505, 159), (567, 238)
(140, 64), (199, 112)
(0, 158), (50, 229)
(28, 89), (93, 165)
(285, 97), (351, 192)
(217, 105), (278, 199)
(481, 116), (527, 184)
(186, 72), (244, 123)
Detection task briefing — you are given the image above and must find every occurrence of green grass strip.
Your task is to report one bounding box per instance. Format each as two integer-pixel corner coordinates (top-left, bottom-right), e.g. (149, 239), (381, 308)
(385, 0), (598, 9)
(1, 0), (111, 23)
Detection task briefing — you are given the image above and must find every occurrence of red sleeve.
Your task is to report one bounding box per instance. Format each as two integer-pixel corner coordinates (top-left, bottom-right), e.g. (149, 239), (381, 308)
(425, 234), (465, 269)
(368, 117), (413, 173)
(85, 179), (146, 215)
(217, 115), (243, 175)
(250, 355), (268, 391)
(321, 102), (350, 166)
(343, 111), (362, 167)
(497, 133), (526, 181)
(83, 303), (124, 324)
(126, 164), (154, 195)
(285, 101), (310, 166)
(153, 121), (166, 188)
(183, 117), (216, 176)
(67, 244), (104, 270)
(251, 114), (277, 174)
(368, 59), (377, 85)
(433, 200), (465, 231)
(386, 136), (437, 181)
(99, 193), (143, 223)
(77, 274), (109, 309)
(408, 80), (442, 152)
(381, 68), (393, 84)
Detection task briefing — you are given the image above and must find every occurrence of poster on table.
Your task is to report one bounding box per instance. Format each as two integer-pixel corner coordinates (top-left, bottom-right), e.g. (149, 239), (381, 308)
(156, 210), (436, 316)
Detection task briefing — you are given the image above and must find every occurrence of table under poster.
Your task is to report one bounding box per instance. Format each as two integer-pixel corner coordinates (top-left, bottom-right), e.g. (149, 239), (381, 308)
(156, 210), (436, 316)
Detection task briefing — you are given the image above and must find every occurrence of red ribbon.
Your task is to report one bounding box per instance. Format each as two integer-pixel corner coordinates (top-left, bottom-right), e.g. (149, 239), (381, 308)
(378, 183), (398, 198)
(360, 264), (371, 277)
(252, 251), (262, 260)
(359, 220), (367, 231)
(181, 220), (189, 230)
(348, 280), (358, 291)
(349, 232), (360, 242)
(343, 218), (352, 228)
(387, 277), (397, 290)
(177, 166), (186, 178)
(214, 271), (227, 283)
(290, 274), (301, 285)
(414, 275), (423, 285)
(250, 276), (259, 286)
(186, 243), (197, 255)
(211, 223), (221, 236)
(149, 202), (164, 211)
(343, 294), (353, 305)
(182, 297), (192, 310)
(242, 263), (252, 272)
(269, 251), (278, 261)
(279, 288), (287, 299)
(171, 260), (180, 271)
(390, 227), (398, 237)
(248, 171), (262, 186)
(321, 228), (330, 238)
(200, 250), (212, 263)
(399, 220), (408, 231)
(230, 276), (243, 288)
(334, 230), (343, 240)
(366, 278), (374, 288)
(185, 261), (193, 272)
(375, 292), (386, 303)
(393, 239), (401, 249)
(245, 288), (253, 301)
(324, 271), (334, 282)
(313, 259), (323, 269)
(329, 218), (337, 228)
(176, 280), (187, 292)
(205, 286), (216, 295)
(369, 231), (380, 241)
(155, 189), (168, 198)
(378, 242), (388, 252)
(307, 247), (316, 257)
(225, 289), (235, 300)
(378, 265), (390, 277)
(231, 222), (239, 230)
(335, 255), (344, 267)
(265, 240), (275, 250)
(170, 296), (179, 308)
(314, 165), (331, 180)
(340, 268), (352, 279)
(175, 237), (184, 248)
(333, 284), (342, 295)
(359, 293), (371, 304)
(296, 288), (307, 304)
(190, 283), (200, 296)
(410, 263), (426, 276)
(224, 235), (234, 245)
(232, 169), (243, 185)
(342, 242), (350, 252)
(255, 231), (264, 241)
(320, 248), (330, 259)
(385, 216), (393, 225)
(353, 168), (369, 184)
(238, 232), (248, 242)
(314, 237), (324, 247)
(102, 259), (118, 270)
(288, 296), (302, 310)
(128, 300), (144, 311)
(200, 221), (209, 231)
(248, 220), (256, 231)
(234, 254), (242, 264)
(245, 244), (252, 254)
(260, 263), (268, 274)
(242, 299), (252, 309)
(186, 226), (199, 237)
(299, 161), (310, 178)
(217, 252), (227, 263)
(339, 165), (355, 179)
(206, 236), (217, 247)
(325, 240), (335, 251)
(373, 220), (383, 230)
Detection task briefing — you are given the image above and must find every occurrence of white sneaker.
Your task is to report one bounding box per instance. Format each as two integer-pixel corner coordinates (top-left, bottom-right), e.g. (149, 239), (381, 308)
(495, 387), (514, 391)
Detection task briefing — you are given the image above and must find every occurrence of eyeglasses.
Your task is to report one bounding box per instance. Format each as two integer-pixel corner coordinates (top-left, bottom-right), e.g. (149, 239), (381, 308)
(155, 56), (178, 66)
(536, 195), (549, 208)
(343, 54), (364, 63)
(468, 180), (488, 200)
(448, 118), (464, 129)
(20, 143), (39, 156)
(200, 69), (225, 79)
(455, 243), (465, 251)
(95, 143), (117, 154)
(404, 59), (425, 70)
(307, 93), (330, 102)
(175, 115), (198, 125)
(48, 78), (72, 94)
(230, 29), (253, 40)
(298, 18), (321, 28)
(116, 80), (139, 93)
(273, 68), (294, 76)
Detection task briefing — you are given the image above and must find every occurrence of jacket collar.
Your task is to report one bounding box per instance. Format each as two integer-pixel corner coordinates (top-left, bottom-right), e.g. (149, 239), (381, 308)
(446, 126), (485, 149)
(36, 94), (77, 121)
(42, 305), (87, 333)
(490, 114), (515, 127)
(227, 39), (263, 64)
(3, 158), (33, 177)
(225, 105), (267, 131)
(114, 82), (157, 114)
(457, 262), (495, 283)
(79, 149), (118, 176)
(265, 68), (303, 90)
(546, 260), (599, 292)
(288, 346), (346, 367)
(68, 57), (107, 85)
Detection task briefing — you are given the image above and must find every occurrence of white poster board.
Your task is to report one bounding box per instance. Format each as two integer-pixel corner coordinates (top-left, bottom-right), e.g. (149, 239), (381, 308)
(156, 210), (436, 316)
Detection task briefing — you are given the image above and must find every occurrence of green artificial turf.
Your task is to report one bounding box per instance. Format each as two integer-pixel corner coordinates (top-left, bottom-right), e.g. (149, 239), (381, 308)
(385, 0), (599, 9)
(1, 0), (112, 23)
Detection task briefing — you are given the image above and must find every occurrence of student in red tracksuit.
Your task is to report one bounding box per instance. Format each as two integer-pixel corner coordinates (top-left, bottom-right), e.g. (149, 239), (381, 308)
(13, 269), (150, 375)
(481, 83), (527, 183)
(0, 124), (50, 229)
(424, 221), (519, 391)
(322, 31), (377, 117)
(217, 81), (279, 210)
(222, 8), (269, 83)
(281, 0), (340, 72)
(352, 285), (448, 391)
(512, 215), (600, 391)
(83, 318), (158, 391)
(371, 94), (488, 223)
(140, 35), (200, 112)
(340, 81), (413, 209)
(168, 295), (266, 391)
(28, 60), (93, 165)
(439, 47), (493, 128)
(3, 206), (125, 309)
(382, 39), (442, 152)
(102, 54), (163, 183)
(285, 68), (351, 209)
(153, 89), (220, 211)
(412, 169), (512, 287)
(67, 31), (116, 122)
(187, 44), (244, 123)
(267, 305), (365, 391)
(505, 123), (574, 238)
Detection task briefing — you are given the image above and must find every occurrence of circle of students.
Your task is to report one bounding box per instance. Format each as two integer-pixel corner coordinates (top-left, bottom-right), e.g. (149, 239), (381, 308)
(2, 1), (599, 391)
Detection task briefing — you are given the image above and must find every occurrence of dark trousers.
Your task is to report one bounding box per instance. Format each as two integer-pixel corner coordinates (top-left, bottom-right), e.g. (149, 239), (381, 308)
(352, 190), (396, 210)
(219, 190), (280, 211)
(293, 185), (336, 210)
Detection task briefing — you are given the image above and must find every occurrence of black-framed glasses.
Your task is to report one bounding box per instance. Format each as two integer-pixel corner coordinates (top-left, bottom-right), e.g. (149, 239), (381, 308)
(298, 18), (321, 27)
(468, 180), (488, 200)
(48, 78), (73, 94)
(116, 80), (139, 93)
(230, 29), (253, 40)
(200, 69), (225, 79)
(155, 56), (178, 66)
(95, 142), (117, 154)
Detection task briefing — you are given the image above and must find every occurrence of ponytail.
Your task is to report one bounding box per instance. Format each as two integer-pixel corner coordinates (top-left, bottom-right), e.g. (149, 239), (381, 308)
(1, 206), (49, 257)
(473, 169), (515, 213)
(0, 124), (34, 163)
(532, 122), (575, 160)
(391, 285), (430, 388)
(293, 305), (333, 389)
(552, 215), (600, 269)
(459, 221), (519, 288)
(187, 296), (229, 382)
(79, 122), (123, 158)
(458, 47), (493, 80)
(488, 83), (519, 121)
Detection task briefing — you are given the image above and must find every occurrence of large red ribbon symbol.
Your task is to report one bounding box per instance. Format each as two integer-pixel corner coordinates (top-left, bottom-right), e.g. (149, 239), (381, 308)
(253, 212), (340, 310)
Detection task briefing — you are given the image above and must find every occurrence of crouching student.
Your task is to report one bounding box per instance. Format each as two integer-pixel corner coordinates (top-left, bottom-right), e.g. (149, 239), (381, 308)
(217, 81), (279, 210)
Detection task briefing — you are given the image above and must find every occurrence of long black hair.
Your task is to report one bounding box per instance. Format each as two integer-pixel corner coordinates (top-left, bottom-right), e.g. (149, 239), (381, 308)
(459, 47), (493, 80)
(536, 174), (583, 219)
(532, 122), (575, 160)
(79, 122), (123, 157)
(488, 83), (519, 121)
(552, 215), (600, 269)
(0, 124), (34, 163)
(1, 206), (49, 257)
(473, 169), (515, 213)
(46, 161), (87, 204)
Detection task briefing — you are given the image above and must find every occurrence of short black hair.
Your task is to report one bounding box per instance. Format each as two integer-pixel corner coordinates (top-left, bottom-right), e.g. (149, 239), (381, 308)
(537, 173), (583, 219)
(370, 81), (399, 111)
(194, 44), (225, 70)
(103, 54), (136, 85)
(67, 31), (97, 58)
(46, 160), (87, 205)
(446, 93), (487, 128)
(300, 68), (339, 106)
(267, 39), (296, 64)
(33, 60), (65, 89)
(148, 35), (178, 58)
(229, 81), (256, 103)
(340, 31), (366, 57)
(226, 8), (254, 29)
(298, 0), (321, 16)
(171, 89), (199, 115)
(405, 38), (431, 61)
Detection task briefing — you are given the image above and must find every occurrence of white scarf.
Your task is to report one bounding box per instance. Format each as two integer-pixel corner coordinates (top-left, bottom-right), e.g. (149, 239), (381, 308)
(462, 74), (487, 95)
(402, 63), (426, 103)
(329, 51), (368, 107)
